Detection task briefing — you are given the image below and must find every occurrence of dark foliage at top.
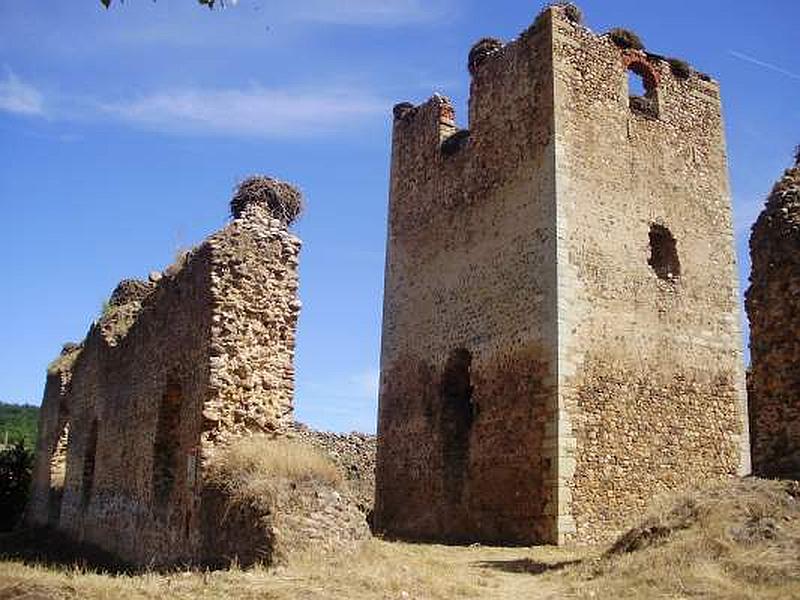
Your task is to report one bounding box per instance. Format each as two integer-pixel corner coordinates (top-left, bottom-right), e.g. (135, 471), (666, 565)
(795, 145), (800, 166)
(468, 38), (504, 76)
(0, 442), (34, 531)
(0, 403), (38, 449)
(230, 176), (304, 225)
(441, 130), (470, 158)
(608, 28), (645, 51)
(667, 58), (692, 80)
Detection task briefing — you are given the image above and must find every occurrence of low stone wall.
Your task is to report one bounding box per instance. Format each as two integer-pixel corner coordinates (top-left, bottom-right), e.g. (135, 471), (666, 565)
(290, 423), (376, 518)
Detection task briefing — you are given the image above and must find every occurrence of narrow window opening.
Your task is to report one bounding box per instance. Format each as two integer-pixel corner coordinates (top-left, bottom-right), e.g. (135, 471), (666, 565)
(648, 224), (681, 281)
(81, 419), (98, 508)
(48, 421), (70, 524)
(153, 379), (183, 511)
(628, 62), (659, 118)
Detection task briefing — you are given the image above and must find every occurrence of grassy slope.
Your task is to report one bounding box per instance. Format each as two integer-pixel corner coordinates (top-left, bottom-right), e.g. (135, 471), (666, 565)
(0, 402), (39, 448)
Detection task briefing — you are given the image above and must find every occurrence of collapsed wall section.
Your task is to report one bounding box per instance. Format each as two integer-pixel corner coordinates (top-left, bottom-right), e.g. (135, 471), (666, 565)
(746, 160), (800, 479)
(551, 14), (750, 543)
(375, 10), (560, 544)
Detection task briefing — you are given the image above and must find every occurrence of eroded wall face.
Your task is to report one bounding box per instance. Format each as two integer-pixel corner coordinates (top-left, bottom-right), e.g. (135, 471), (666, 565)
(747, 166), (800, 478)
(376, 14), (559, 544)
(58, 256), (213, 565)
(552, 17), (749, 543)
(29, 208), (301, 567)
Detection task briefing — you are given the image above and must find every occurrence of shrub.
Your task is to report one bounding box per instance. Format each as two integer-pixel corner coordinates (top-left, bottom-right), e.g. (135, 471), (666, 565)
(608, 27), (645, 51)
(667, 57), (692, 80)
(0, 441), (34, 531)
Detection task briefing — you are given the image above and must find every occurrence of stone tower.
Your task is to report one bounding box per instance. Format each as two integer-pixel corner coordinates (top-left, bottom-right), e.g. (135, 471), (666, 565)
(746, 153), (800, 479)
(375, 5), (750, 545)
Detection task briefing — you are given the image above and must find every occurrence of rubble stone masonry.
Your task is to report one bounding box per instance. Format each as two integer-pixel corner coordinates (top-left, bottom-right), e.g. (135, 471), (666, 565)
(375, 5), (750, 546)
(27, 182), (303, 565)
(746, 160), (800, 479)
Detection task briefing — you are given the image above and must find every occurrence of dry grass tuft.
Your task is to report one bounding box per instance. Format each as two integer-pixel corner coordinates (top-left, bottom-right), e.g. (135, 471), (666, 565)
(795, 144), (800, 166)
(608, 27), (645, 51)
(205, 435), (343, 512)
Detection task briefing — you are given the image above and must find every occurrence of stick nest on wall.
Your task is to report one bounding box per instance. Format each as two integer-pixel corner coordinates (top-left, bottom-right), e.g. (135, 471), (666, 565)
(608, 28), (645, 51)
(230, 176), (304, 225)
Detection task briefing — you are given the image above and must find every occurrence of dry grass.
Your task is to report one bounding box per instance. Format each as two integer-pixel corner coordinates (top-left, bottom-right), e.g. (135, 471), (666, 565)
(565, 477), (800, 599)
(2, 477), (798, 599)
(205, 435), (343, 512)
(0, 540), (581, 599)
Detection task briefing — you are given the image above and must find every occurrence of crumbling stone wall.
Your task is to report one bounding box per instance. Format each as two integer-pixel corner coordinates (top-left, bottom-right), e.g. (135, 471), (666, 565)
(746, 159), (800, 479)
(26, 178), (309, 566)
(290, 422), (376, 517)
(376, 5), (749, 546)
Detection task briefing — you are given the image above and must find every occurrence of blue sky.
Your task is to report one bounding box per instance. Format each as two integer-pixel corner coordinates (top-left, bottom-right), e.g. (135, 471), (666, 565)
(0, 1), (797, 433)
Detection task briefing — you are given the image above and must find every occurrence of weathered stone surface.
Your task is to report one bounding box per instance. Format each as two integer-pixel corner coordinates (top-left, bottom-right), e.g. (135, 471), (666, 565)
(289, 422), (376, 518)
(746, 160), (800, 480)
(26, 179), (309, 567)
(375, 4), (749, 547)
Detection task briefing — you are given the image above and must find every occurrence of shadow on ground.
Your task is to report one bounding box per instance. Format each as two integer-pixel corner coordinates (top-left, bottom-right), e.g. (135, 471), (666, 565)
(475, 557), (582, 575)
(0, 528), (134, 575)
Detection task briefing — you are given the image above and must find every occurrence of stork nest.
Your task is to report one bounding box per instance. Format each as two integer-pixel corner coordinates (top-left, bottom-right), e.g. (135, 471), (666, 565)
(230, 176), (304, 225)
(468, 38), (504, 76)
(608, 28), (645, 51)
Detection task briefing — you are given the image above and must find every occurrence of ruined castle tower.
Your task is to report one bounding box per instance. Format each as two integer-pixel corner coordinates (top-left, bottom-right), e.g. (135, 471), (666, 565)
(375, 5), (750, 545)
(746, 153), (800, 479)
(27, 177), (304, 565)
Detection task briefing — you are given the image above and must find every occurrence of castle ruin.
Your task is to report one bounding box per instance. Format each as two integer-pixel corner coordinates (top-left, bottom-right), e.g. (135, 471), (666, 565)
(375, 5), (750, 545)
(746, 154), (800, 479)
(27, 178), (368, 566)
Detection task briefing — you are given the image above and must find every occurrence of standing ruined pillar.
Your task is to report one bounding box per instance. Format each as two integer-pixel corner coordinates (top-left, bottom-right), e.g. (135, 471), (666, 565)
(746, 151), (800, 479)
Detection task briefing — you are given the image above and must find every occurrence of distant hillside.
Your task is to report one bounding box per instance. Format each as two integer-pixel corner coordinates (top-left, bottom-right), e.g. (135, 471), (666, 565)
(0, 403), (39, 449)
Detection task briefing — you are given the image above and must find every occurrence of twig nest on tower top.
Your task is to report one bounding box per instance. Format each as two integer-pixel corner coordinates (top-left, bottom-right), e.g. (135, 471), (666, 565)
(231, 176), (304, 225)
(468, 38), (504, 76)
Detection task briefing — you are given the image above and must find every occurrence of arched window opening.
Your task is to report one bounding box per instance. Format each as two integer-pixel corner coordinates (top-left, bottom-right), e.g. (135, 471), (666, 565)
(48, 421), (70, 524)
(628, 62), (659, 118)
(81, 419), (98, 508)
(648, 224), (681, 281)
(153, 379), (183, 511)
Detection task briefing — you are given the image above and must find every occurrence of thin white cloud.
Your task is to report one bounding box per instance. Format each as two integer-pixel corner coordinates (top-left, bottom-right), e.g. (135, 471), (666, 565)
(0, 69), (45, 116)
(729, 51), (800, 82)
(96, 85), (386, 138)
(290, 0), (448, 25)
